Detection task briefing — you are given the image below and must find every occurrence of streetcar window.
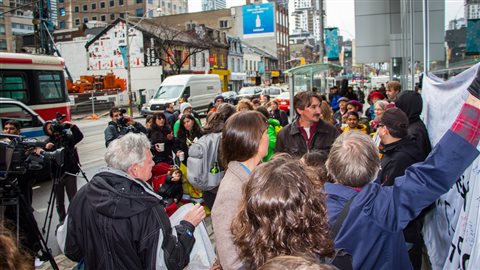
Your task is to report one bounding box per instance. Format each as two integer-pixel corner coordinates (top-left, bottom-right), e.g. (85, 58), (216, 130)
(0, 72), (28, 103)
(38, 72), (64, 103)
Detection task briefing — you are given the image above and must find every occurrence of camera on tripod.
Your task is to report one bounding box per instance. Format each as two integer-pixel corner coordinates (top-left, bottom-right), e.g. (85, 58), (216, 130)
(49, 112), (71, 136)
(0, 135), (64, 181)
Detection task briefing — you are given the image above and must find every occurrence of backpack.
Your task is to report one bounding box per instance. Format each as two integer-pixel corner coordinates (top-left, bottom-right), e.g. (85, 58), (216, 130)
(187, 132), (224, 191)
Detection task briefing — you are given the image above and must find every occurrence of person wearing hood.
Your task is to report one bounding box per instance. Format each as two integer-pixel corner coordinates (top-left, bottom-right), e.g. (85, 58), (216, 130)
(58, 133), (206, 270)
(256, 106), (281, 161)
(395, 91), (432, 160)
(173, 102), (201, 137)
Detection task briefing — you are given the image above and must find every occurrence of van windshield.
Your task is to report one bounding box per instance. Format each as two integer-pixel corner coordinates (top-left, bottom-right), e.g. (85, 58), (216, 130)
(154, 85), (183, 99)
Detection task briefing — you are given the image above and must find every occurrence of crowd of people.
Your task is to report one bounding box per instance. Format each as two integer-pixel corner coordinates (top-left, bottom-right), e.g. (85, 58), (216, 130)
(2, 71), (479, 270)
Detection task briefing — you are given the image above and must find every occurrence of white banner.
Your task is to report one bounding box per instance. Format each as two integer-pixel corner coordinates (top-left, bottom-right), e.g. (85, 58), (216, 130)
(422, 63), (480, 270)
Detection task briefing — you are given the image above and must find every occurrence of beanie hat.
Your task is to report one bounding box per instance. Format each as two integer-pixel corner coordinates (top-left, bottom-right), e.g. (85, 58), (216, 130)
(338, 97), (349, 103)
(348, 100), (363, 113)
(369, 91), (385, 101)
(380, 107), (409, 135)
(214, 95), (225, 102)
(180, 102), (192, 114)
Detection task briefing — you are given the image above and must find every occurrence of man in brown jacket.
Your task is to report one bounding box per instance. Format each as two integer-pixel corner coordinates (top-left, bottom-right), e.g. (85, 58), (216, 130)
(275, 91), (339, 156)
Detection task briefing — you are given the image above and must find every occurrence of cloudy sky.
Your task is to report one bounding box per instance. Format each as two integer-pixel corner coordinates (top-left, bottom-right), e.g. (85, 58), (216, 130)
(188, 0), (464, 39)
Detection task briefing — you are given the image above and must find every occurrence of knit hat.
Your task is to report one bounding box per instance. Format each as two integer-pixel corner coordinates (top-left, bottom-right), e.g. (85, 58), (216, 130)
(180, 102), (192, 114)
(348, 100), (363, 112)
(338, 97), (349, 103)
(369, 91), (385, 101)
(379, 107), (409, 132)
(214, 95), (225, 103)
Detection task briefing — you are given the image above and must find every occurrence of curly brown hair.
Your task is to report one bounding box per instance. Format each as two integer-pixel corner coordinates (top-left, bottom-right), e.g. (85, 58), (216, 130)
(231, 155), (334, 269)
(0, 225), (33, 270)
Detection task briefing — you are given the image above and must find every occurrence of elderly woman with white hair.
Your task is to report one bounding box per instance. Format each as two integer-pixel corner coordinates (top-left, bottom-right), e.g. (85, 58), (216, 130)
(58, 133), (206, 270)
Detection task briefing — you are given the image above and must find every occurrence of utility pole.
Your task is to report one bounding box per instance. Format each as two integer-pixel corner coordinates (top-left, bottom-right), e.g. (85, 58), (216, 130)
(317, 0), (324, 63)
(125, 11), (134, 117)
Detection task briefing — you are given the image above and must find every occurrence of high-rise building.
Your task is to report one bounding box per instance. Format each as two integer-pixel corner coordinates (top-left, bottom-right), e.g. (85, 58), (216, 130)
(290, 0), (324, 42)
(55, 0), (188, 30)
(465, 0), (480, 19)
(201, 0), (226, 11)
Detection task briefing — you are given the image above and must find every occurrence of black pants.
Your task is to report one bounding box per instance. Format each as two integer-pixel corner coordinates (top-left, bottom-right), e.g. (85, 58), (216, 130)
(56, 173), (77, 222)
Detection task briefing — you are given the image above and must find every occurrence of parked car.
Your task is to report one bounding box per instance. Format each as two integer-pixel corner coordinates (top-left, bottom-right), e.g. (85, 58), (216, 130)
(274, 92), (291, 113)
(0, 98), (46, 139)
(237, 86), (262, 100)
(261, 87), (283, 98)
(220, 91), (239, 105)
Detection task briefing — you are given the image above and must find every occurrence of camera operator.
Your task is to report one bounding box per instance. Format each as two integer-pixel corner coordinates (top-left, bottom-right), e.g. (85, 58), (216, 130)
(2, 120), (41, 260)
(42, 119), (84, 225)
(104, 107), (147, 147)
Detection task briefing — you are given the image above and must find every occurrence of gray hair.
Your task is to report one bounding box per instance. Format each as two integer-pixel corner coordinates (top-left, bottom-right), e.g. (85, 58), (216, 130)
(375, 100), (390, 110)
(326, 131), (380, 187)
(104, 133), (151, 172)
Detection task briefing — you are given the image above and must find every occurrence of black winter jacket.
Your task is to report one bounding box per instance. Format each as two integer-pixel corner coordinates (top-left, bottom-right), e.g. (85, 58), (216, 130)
(275, 118), (339, 157)
(148, 125), (175, 164)
(395, 91), (432, 160)
(270, 109), (289, 127)
(63, 168), (196, 270)
(104, 121), (147, 147)
(46, 125), (83, 174)
(158, 175), (184, 203)
(378, 137), (423, 186)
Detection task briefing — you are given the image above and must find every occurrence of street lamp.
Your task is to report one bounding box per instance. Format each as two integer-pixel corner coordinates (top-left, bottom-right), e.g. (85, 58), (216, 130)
(124, 7), (161, 116)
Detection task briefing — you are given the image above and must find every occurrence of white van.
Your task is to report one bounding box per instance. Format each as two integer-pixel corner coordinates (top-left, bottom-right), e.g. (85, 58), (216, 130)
(141, 74), (221, 115)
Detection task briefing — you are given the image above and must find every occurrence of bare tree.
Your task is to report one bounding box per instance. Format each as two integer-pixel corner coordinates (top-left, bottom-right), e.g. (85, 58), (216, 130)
(135, 20), (217, 75)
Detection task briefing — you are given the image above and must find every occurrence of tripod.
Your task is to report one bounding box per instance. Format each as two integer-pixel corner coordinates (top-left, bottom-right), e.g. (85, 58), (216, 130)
(41, 157), (89, 244)
(0, 177), (59, 270)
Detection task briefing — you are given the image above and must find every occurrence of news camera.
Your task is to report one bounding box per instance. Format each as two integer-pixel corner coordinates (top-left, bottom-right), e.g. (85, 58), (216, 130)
(0, 135), (64, 181)
(117, 108), (130, 127)
(49, 112), (71, 136)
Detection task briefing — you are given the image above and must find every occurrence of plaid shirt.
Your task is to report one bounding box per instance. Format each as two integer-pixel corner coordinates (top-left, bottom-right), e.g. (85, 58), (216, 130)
(451, 103), (480, 146)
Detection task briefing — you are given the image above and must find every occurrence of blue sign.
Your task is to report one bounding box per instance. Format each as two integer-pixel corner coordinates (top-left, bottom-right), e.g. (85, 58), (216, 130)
(466, 19), (480, 55)
(325, 28), (339, 61)
(243, 3), (274, 38)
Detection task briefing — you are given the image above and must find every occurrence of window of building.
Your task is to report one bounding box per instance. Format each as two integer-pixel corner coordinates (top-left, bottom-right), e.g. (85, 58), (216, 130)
(0, 25), (5, 34)
(168, 2), (171, 8)
(58, 0), (64, 3)
(82, 4), (87, 11)
(119, 13), (124, 18)
(101, 15), (106, 21)
(219, 20), (228, 29)
(148, 0), (153, 4)
(110, 13), (115, 20)
(59, 7), (65, 16)
(173, 4), (177, 11)
(91, 3), (96, 10)
(193, 53), (197, 67)
(162, 1), (165, 7)
(109, 0), (114, 7)
(100, 2), (105, 8)
(201, 53), (205, 67)
(59, 21), (65, 28)
(119, 0), (124, 5)
(92, 16), (97, 21)
(136, 0), (142, 3)
(74, 19), (80, 26)
(74, 6), (79, 12)
(0, 40), (7, 50)
(83, 17), (88, 23)
(136, 8), (144, 17)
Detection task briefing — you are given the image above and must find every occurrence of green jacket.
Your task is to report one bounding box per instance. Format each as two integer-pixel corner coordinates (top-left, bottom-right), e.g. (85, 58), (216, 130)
(173, 117), (202, 137)
(263, 118), (281, 161)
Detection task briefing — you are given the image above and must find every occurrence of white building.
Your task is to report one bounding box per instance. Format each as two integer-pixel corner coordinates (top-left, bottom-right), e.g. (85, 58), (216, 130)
(201, 0), (226, 11)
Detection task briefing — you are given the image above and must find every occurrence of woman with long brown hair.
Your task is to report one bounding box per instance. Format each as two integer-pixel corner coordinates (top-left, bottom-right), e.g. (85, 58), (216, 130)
(231, 155), (351, 269)
(211, 110), (270, 270)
